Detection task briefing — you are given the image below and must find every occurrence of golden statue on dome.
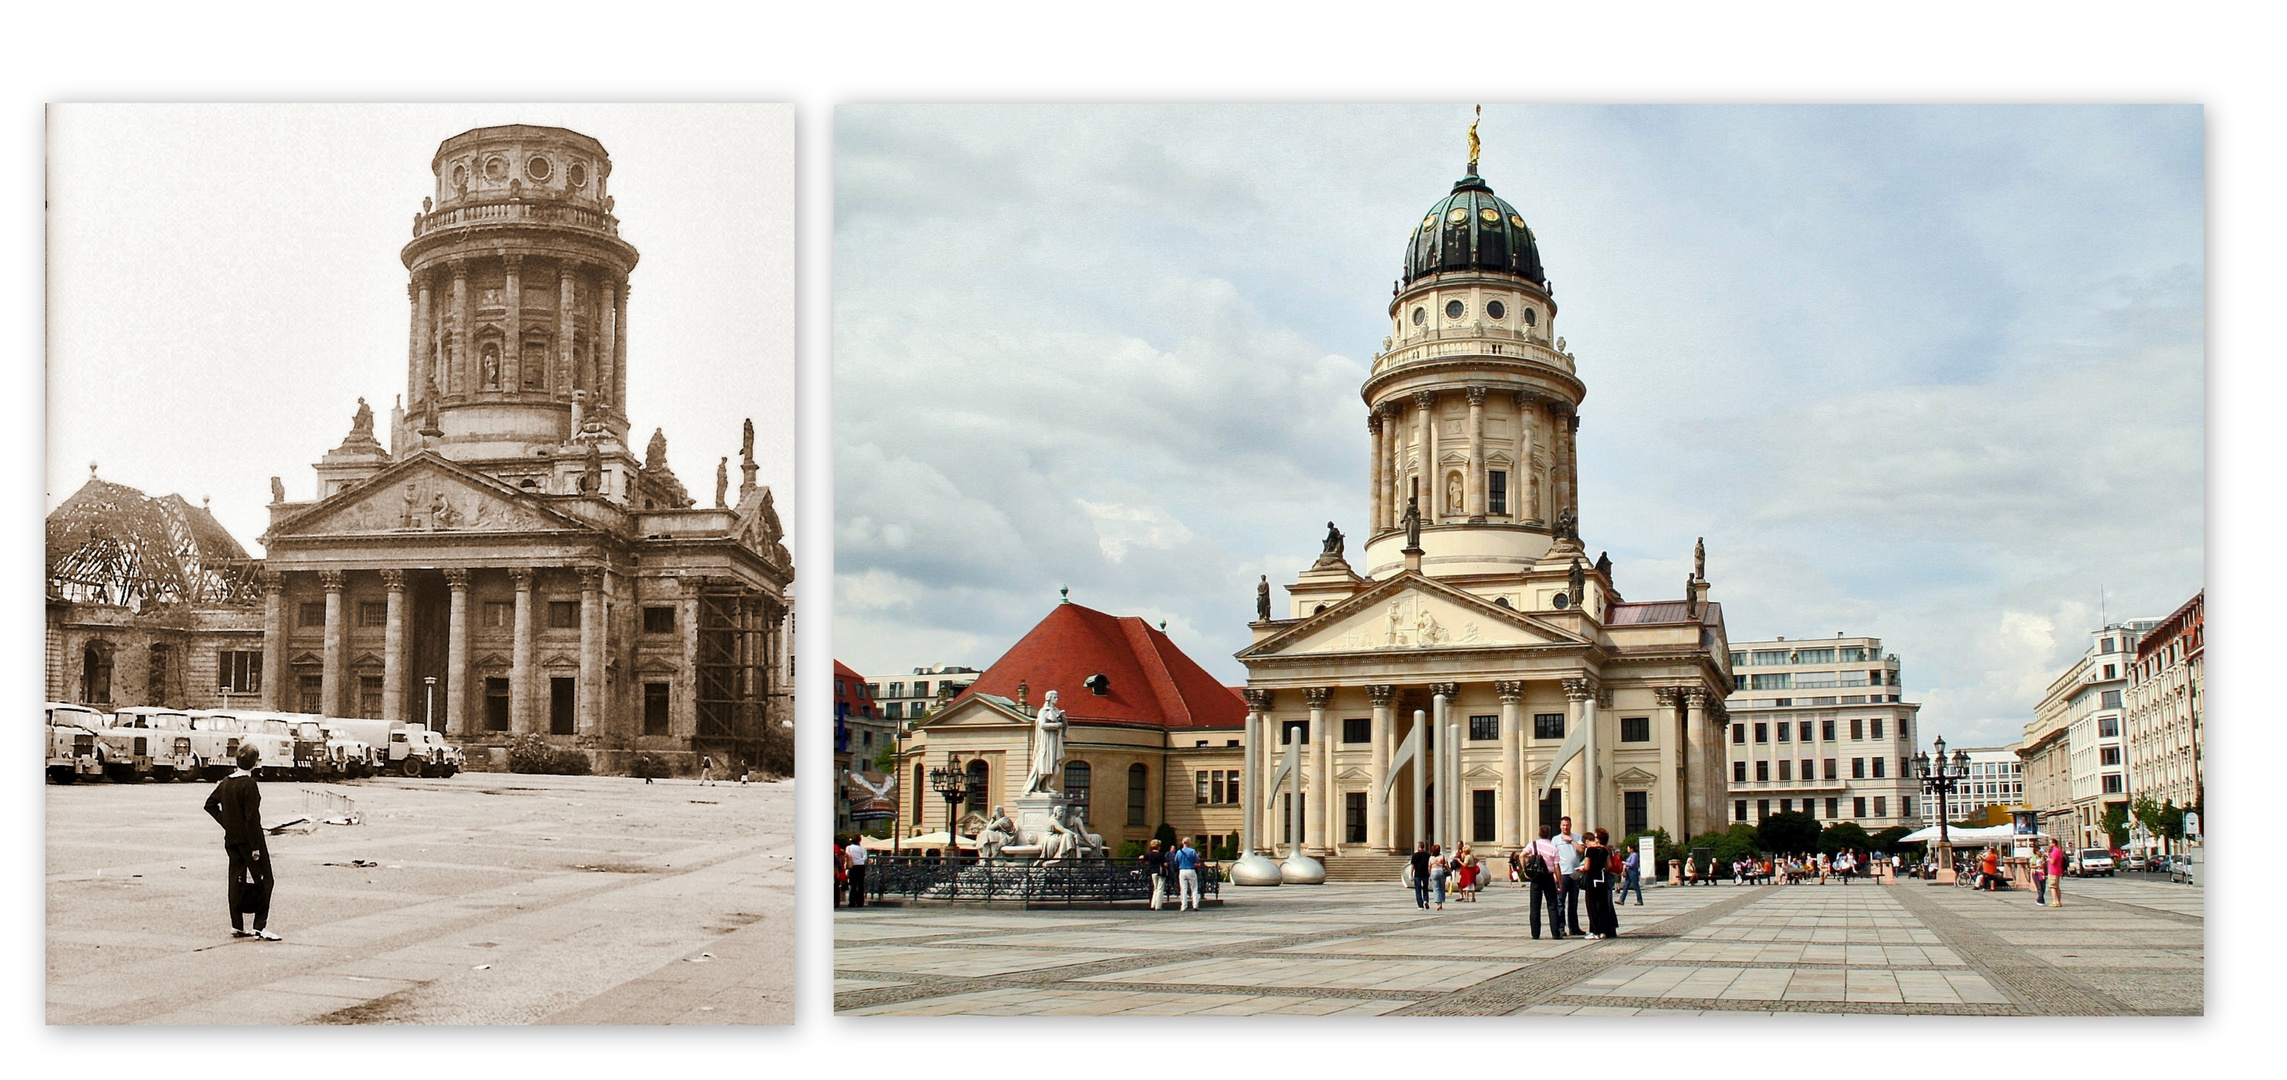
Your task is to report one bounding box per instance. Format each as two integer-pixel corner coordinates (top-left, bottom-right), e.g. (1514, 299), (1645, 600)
(1468, 104), (1481, 170)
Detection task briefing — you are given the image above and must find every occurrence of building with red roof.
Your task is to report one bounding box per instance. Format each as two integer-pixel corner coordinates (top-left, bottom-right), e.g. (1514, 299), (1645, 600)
(897, 596), (1248, 854)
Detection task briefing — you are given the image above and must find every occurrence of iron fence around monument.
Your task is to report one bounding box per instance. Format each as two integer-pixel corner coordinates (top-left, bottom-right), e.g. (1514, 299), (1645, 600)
(863, 854), (1222, 905)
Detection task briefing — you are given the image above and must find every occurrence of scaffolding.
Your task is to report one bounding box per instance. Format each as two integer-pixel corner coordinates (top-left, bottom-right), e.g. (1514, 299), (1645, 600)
(696, 588), (786, 773)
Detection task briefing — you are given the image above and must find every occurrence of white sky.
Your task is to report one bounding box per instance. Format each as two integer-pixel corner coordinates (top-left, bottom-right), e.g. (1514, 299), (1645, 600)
(834, 105), (2204, 749)
(47, 104), (795, 551)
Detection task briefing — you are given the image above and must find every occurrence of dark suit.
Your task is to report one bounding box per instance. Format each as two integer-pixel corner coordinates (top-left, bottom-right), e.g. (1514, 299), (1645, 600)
(205, 774), (272, 931)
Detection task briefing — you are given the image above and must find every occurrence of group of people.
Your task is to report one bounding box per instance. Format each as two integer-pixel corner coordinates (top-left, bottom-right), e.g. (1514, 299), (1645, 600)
(1680, 849), (1877, 885)
(1137, 837), (1206, 911)
(1404, 842), (1493, 910)
(832, 835), (870, 907)
(1401, 815), (1636, 941)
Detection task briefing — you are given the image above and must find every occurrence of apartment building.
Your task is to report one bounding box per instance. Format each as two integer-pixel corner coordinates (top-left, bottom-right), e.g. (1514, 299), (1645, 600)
(866, 665), (982, 724)
(1724, 635), (1921, 831)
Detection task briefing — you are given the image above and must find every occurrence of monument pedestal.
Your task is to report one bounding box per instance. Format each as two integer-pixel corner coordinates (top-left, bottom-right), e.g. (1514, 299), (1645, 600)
(1013, 792), (1074, 848)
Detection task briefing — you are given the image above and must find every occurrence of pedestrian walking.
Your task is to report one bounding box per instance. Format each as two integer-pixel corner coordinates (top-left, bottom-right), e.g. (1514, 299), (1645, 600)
(1555, 816), (1584, 934)
(843, 835), (869, 907)
(700, 754), (714, 786)
(2045, 839), (2067, 907)
(1583, 828), (1619, 939)
(1428, 844), (1448, 910)
(740, 759), (752, 785)
(2032, 840), (2049, 905)
(1526, 825), (1565, 939)
(1410, 842), (1432, 909)
(204, 743), (278, 940)
(1174, 836), (1203, 910)
(1617, 845), (1645, 905)
(1144, 839), (1168, 911)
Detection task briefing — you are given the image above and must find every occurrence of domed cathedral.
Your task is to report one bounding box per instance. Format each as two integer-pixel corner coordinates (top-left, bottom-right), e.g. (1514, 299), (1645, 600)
(1237, 122), (1732, 869)
(252, 125), (794, 776)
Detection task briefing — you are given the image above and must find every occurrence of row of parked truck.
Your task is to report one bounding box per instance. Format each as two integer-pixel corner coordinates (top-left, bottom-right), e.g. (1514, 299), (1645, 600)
(44, 701), (466, 783)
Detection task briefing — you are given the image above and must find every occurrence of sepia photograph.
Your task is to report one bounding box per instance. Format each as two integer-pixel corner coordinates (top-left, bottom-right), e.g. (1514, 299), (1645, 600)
(830, 104), (2203, 1017)
(45, 104), (797, 1024)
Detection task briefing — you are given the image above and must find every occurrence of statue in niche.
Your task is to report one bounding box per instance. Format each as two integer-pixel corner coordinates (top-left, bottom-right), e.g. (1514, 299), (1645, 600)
(269, 476), (285, 504)
(1446, 471), (1464, 514)
(480, 343), (501, 389)
(582, 442), (603, 494)
(716, 457), (730, 508)
(1694, 536), (1706, 580)
(1255, 575), (1270, 622)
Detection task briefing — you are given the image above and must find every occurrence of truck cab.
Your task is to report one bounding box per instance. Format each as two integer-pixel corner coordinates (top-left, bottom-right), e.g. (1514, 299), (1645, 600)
(104, 706), (200, 781)
(187, 711), (294, 779)
(406, 727), (464, 777)
(46, 702), (107, 782)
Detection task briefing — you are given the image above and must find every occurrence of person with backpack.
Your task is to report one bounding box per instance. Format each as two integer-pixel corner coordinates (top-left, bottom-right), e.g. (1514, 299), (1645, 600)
(1526, 824), (1565, 940)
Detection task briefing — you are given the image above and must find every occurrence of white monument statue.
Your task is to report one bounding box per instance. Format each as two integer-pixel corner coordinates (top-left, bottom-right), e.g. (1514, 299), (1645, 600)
(976, 805), (1016, 858)
(1023, 689), (1067, 794)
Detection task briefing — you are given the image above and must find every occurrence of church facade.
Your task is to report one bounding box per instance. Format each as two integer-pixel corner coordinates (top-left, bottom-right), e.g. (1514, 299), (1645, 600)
(48, 125), (794, 776)
(1236, 149), (1732, 866)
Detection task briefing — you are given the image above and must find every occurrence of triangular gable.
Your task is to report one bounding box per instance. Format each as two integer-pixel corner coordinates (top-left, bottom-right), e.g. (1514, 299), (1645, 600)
(349, 652), (384, 670)
(273, 452), (595, 538)
(540, 652), (579, 669)
(287, 651), (323, 667)
(633, 656), (680, 674)
(1238, 572), (1583, 660)
(909, 693), (1029, 732)
(473, 652), (512, 670)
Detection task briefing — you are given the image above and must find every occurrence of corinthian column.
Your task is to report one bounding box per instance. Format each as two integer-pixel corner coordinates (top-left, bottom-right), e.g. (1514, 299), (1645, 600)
(611, 280), (630, 416)
(578, 566), (604, 735)
(1242, 689), (1270, 855)
(555, 262), (578, 396)
(1682, 687), (1709, 836)
(1304, 686), (1331, 854)
(319, 571), (345, 717)
(1514, 391), (1538, 523)
(259, 572), (285, 711)
(450, 261), (470, 399)
(594, 277), (617, 403)
(1385, 403), (1405, 530)
(444, 568), (470, 734)
(381, 570), (406, 723)
(502, 254), (524, 393)
(1368, 684), (1393, 851)
(510, 568), (535, 734)
(1564, 677), (1597, 834)
(1430, 682), (1458, 846)
(1367, 412), (1384, 539)
(1414, 390), (1439, 524)
(1497, 679), (1524, 849)
(1466, 386), (1487, 522)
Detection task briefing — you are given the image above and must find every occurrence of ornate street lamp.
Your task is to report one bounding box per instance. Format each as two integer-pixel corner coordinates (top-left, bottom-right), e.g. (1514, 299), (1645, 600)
(1913, 734), (1973, 884)
(927, 751), (970, 861)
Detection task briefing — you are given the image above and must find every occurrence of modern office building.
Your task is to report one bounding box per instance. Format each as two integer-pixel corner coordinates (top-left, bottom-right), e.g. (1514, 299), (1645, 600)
(1722, 635), (1921, 831)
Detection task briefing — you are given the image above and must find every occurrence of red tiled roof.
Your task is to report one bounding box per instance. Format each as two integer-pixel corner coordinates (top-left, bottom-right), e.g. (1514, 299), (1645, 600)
(950, 602), (1248, 731)
(833, 659), (875, 718)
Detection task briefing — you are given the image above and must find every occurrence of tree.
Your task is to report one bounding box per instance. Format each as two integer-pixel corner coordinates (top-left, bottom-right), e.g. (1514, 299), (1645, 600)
(871, 741), (898, 773)
(1819, 821), (1874, 856)
(2098, 802), (2131, 848)
(1153, 823), (1179, 850)
(1868, 824), (1917, 854)
(1758, 810), (1820, 854)
(1622, 827), (1678, 879)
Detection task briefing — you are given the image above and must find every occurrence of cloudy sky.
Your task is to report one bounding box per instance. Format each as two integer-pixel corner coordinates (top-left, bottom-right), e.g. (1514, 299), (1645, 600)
(48, 104), (796, 550)
(834, 104), (2203, 748)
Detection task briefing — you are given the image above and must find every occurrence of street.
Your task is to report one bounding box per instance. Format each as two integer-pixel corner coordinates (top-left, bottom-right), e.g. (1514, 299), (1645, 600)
(48, 772), (795, 1025)
(836, 874), (2200, 1016)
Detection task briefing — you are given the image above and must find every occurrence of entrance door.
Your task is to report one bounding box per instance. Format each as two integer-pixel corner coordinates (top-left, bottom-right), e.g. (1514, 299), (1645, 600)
(550, 677), (576, 735)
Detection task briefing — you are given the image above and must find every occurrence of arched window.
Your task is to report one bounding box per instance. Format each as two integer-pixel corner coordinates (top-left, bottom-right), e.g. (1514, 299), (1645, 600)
(147, 643), (172, 705)
(1127, 763), (1149, 827)
(81, 641), (114, 705)
(1063, 760), (1091, 809)
(913, 763), (926, 831)
(965, 759), (989, 816)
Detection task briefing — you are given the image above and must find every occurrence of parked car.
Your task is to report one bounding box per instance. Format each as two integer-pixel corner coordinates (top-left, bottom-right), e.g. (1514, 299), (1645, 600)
(2170, 852), (2197, 885)
(2123, 854), (2147, 872)
(2071, 848), (2116, 877)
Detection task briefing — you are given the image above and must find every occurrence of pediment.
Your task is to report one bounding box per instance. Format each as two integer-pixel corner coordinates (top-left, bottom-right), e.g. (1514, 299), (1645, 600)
(540, 653), (579, 669)
(1614, 767), (1658, 785)
(349, 652), (384, 670)
(1240, 573), (1582, 659)
(473, 652), (511, 670)
(1462, 763), (1503, 780)
(912, 697), (1028, 731)
(633, 657), (679, 674)
(1336, 765), (1373, 782)
(276, 453), (587, 538)
(288, 651), (323, 667)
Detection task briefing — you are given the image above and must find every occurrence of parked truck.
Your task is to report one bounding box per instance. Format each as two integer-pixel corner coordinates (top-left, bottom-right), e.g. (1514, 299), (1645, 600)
(324, 718), (421, 775)
(104, 706), (201, 781)
(46, 702), (108, 783)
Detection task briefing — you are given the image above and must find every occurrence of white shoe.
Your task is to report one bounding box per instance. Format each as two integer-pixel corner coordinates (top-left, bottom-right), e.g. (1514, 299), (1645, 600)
(254, 929), (282, 941)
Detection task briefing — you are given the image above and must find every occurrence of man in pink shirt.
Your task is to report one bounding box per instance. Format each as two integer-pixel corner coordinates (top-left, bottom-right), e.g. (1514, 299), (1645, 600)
(2045, 839), (2067, 907)
(1526, 824), (1566, 940)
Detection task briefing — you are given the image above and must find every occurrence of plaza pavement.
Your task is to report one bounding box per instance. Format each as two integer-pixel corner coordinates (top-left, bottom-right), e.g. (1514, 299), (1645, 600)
(48, 772), (795, 1025)
(835, 871), (2200, 1016)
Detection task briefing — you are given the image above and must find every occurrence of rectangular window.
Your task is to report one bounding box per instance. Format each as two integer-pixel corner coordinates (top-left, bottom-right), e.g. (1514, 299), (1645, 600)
(1128, 768), (1148, 827)
(1839, 646), (1867, 662)
(1348, 792), (1369, 844)
(218, 650), (263, 693)
(1534, 713), (1564, 740)
(2102, 774), (2125, 794)
(643, 606), (676, 634)
(2102, 664), (2116, 680)
(297, 673), (322, 713)
(1852, 796), (1867, 818)
(1902, 796), (1913, 818)
(1780, 798), (1792, 813)
(1751, 673), (1791, 690)
(1754, 723), (1768, 743)
(910, 701), (927, 718)
(1869, 717), (1884, 739)
(1751, 650), (1788, 665)
(1775, 721), (1791, 743)
(1795, 648), (1835, 665)
(885, 702), (902, 719)
(1736, 799), (1749, 822)
(1777, 759), (1791, 781)
(358, 602), (387, 628)
(1198, 772), (1212, 805)
(1851, 717), (1865, 740)
(1872, 757), (1886, 779)
(1730, 652), (1746, 667)
(547, 600), (580, 629)
(2098, 717), (2120, 738)
(1621, 715), (1649, 742)
(1540, 790), (1563, 829)
(299, 602), (327, 628)
(2100, 746), (2121, 766)
(2101, 637), (2116, 654)
(1825, 758), (1838, 780)
(1757, 799), (1770, 820)
(550, 676), (576, 735)
(1624, 791), (1649, 837)
(888, 681), (904, 698)
(1281, 719), (1310, 744)
(356, 675), (382, 718)
(1735, 673), (1748, 691)
(1755, 761), (1770, 782)
(1851, 757), (1866, 779)
(1343, 717), (1371, 743)
(914, 681), (931, 698)
(1472, 790), (1496, 842)
(1873, 796), (1887, 818)
(1799, 721), (1814, 742)
(643, 682), (670, 735)
(1469, 714), (1498, 741)
(1734, 761), (1747, 783)
(1488, 470), (1508, 515)
(1801, 758), (1815, 781)
(1732, 723), (1745, 744)
(483, 601), (512, 628)
(487, 677), (512, 731)
(2100, 689), (2122, 709)
(1826, 797), (1840, 818)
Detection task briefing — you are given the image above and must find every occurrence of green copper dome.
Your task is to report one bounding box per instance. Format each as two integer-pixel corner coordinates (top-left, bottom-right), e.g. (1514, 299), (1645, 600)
(1403, 168), (1544, 287)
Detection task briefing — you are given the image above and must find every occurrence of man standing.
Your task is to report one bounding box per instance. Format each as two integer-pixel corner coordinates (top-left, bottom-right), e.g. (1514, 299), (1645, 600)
(203, 743), (279, 940)
(1555, 815), (1584, 935)
(699, 754), (715, 786)
(1526, 824), (1565, 940)
(1410, 842), (1432, 910)
(1174, 836), (1203, 911)
(843, 835), (869, 907)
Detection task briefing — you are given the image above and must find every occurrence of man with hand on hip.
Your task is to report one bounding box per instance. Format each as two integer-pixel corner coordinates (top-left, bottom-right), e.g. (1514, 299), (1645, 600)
(204, 743), (279, 941)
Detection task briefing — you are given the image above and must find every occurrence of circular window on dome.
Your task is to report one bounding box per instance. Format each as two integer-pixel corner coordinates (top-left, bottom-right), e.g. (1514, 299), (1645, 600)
(1411, 307), (1427, 326)
(1479, 208), (1500, 224)
(569, 162), (587, 188)
(1486, 300), (1506, 320)
(483, 156), (508, 181)
(1446, 207), (1468, 224)
(1445, 299), (1465, 319)
(1510, 214), (1526, 229)
(526, 156), (552, 181)
(1522, 308), (1538, 327)
(452, 164), (469, 189)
